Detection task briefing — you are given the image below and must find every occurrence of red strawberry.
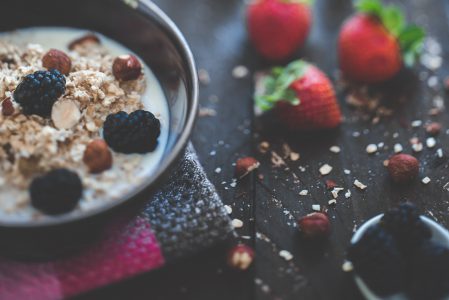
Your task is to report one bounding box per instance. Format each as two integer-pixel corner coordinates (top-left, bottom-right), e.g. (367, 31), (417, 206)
(247, 0), (312, 61)
(338, 0), (425, 84)
(256, 60), (342, 131)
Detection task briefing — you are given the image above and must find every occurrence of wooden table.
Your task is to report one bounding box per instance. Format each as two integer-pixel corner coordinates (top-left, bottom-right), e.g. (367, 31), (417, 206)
(77, 0), (449, 299)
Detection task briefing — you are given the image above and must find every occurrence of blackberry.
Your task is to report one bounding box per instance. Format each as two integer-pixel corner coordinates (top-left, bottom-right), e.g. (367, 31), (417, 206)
(103, 110), (161, 154)
(407, 241), (449, 300)
(381, 203), (431, 251)
(348, 224), (405, 296)
(13, 70), (66, 117)
(30, 168), (82, 215)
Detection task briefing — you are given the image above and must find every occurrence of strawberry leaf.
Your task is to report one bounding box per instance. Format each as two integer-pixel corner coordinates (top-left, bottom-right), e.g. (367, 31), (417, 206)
(354, 0), (425, 66)
(355, 0), (382, 16)
(399, 25), (425, 67)
(255, 60), (308, 111)
(381, 5), (404, 36)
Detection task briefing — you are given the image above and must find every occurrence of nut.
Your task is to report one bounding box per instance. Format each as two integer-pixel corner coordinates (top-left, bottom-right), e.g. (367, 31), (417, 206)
(42, 49), (72, 75)
(112, 54), (142, 81)
(227, 244), (255, 271)
(425, 122), (442, 136)
(387, 154), (419, 184)
(298, 212), (330, 239)
(2, 98), (14, 116)
(235, 157), (260, 179)
(51, 100), (81, 129)
(325, 179), (337, 190)
(83, 140), (113, 174)
(68, 33), (100, 50)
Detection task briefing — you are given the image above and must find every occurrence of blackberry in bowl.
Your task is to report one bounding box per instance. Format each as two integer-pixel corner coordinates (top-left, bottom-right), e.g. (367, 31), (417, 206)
(348, 203), (449, 300)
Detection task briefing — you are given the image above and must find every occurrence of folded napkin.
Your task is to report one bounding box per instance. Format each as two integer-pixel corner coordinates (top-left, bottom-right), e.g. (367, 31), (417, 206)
(0, 144), (234, 300)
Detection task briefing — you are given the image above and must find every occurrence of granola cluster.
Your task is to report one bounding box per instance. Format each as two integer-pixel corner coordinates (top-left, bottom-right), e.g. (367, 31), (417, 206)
(0, 38), (148, 216)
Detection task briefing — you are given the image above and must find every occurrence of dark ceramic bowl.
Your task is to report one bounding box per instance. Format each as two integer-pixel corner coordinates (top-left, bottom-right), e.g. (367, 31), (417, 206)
(0, 0), (198, 257)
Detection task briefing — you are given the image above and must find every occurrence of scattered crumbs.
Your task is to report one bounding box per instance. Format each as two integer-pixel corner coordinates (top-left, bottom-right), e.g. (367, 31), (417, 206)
(198, 107), (217, 117)
(331, 187), (344, 198)
(319, 164), (333, 176)
(394, 143), (403, 153)
(342, 261), (354, 272)
(241, 235), (251, 240)
(232, 218), (244, 228)
(299, 190), (308, 196)
(299, 166), (306, 172)
(366, 144), (378, 154)
(443, 182), (449, 191)
(412, 143), (423, 153)
(344, 169), (351, 175)
(393, 132), (399, 138)
(271, 151), (286, 168)
(312, 204), (321, 211)
(354, 180), (367, 190)
(198, 68), (210, 85)
(345, 190), (352, 199)
(352, 131), (361, 138)
(437, 148), (444, 158)
(422, 177), (431, 185)
(209, 150), (216, 156)
(328, 199), (337, 205)
(279, 250), (294, 261)
(290, 152), (300, 161)
(230, 180), (237, 188)
(232, 65), (249, 79)
(329, 146), (341, 154)
(411, 120), (423, 128)
(224, 205), (232, 214)
(383, 160), (389, 167)
(426, 137), (436, 148)
(377, 142), (384, 148)
(215, 167), (222, 174)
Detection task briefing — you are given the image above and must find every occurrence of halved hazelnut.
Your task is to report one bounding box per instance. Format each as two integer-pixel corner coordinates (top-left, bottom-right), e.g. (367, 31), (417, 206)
(235, 157), (260, 179)
(51, 100), (81, 129)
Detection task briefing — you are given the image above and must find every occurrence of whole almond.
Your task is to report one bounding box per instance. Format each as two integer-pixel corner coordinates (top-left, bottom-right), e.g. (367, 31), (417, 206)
(42, 49), (72, 75)
(112, 54), (142, 81)
(83, 140), (113, 174)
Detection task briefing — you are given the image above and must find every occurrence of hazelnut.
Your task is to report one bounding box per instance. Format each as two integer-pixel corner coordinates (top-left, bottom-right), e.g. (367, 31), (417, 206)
(227, 244), (254, 271)
(235, 157), (260, 179)
(2, 98), (14, 116)
(425, 122), (442, 136)
(83, 140), (113, 173)
(68, 33), (100, 50)
(298, 212), (330, 239)
(42, 49), (72, 75)
(387, 154), (419, 184)
(112, 54), (142, 81)
(325, 179), (337, 190)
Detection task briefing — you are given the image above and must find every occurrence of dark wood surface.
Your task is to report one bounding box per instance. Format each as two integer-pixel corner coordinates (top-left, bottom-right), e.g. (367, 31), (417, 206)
(77, 0), (449, 299)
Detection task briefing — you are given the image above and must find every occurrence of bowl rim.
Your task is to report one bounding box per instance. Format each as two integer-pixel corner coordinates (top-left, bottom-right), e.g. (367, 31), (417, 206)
(0, 0), (199, 228)
(350, 213), (449, 300)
